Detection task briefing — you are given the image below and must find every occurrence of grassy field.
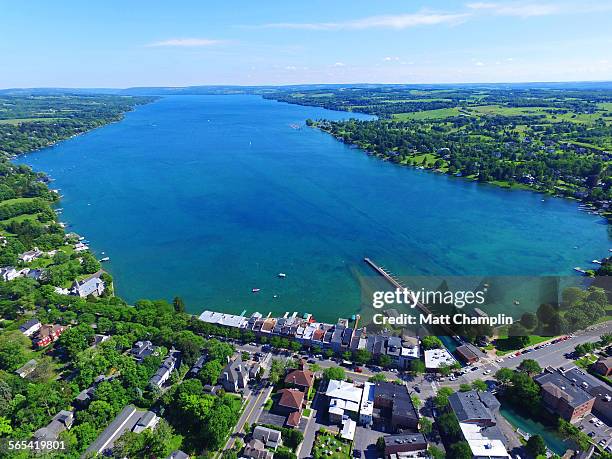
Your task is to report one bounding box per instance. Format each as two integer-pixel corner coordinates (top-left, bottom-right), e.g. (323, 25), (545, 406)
(313, 431), (351, 459)
(393, 107), (461, 120)
(0, 117), (64, 125)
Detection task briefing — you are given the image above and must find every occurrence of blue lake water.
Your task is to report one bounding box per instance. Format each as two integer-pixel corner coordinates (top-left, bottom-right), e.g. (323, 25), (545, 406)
(18, 95), (611, 322)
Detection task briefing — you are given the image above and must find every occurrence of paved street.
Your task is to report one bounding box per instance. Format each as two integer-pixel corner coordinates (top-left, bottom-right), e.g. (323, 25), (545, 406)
(223, 384), (274, 452)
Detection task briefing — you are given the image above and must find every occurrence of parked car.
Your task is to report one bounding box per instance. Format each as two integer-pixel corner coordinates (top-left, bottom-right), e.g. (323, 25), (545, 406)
(354, 367), (363, 373)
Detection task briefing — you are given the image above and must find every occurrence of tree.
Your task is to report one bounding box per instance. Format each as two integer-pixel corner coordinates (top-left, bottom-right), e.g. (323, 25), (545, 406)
(518, 359), (542, 376)
(459, 383), (472, 392)
(322, 366), (345, 381)
(439, 364), (452, 377)
(342, 351), (352, 361)
(536, 304), (556, 325)
(472, 380), (487, 392)
(438, 412), (461, 441)
(368, 373), (386, 383)
(354, 349), (371, 365)
(422, 336), (443, 350)
(411, 394), (422, 408)
(199, 360), (224, 385)
(0, 333), (29, 371)
(428, 446), (445, 459)
(526, 434), (546, 457)
(410, 359), (426, 375)
(434, 387), (454, 410)
(419, 417), (432, 435)
(520, 312), (537, 330)
(495, 367), (513, 385)
(562, 287), (585, 307)
(449, 441), (472, 459)
(173, 296), (186, 313)
(379, 354), (392, 368)
(114, 419), (178, 458)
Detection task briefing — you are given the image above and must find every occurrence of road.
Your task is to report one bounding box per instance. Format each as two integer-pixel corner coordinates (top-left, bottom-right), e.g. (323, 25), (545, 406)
(223, 384), (274, 452)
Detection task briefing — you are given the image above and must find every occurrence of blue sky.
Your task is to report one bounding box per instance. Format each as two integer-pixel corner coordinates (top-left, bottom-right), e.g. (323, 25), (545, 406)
(1, 0), (611, 88)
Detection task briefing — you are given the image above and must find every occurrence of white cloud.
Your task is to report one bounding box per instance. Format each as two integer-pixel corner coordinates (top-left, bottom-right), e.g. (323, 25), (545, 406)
(260, 11), (469, 30)
(383, 56), (400, 62)
(333, 62), (346, 67)
(284, 66), (297, 71)
(465, 1), (612, 18)
(475, 61), (485, 66)
(146, 38), (223, 47)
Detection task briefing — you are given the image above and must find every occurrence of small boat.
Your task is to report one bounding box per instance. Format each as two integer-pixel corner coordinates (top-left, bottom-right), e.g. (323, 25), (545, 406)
(574, 267), (587, 274)
(278, 273), (286, 278)
(273, 295), (278, 298)
(592, 260), (602, 264)
(99, 257), (110, 262)
(513, 300), (520, 305)
(252, 288), (261, 293)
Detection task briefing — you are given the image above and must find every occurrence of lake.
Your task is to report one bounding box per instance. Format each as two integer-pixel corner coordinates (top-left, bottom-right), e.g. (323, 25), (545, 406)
(18, 95), (611, 322)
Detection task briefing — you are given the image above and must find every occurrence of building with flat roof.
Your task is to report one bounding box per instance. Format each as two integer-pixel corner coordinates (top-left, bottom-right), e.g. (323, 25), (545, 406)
(455, 344), (480, 364)
(325, 379), (363, 424)
(563, 368), (612, 425)
(448, 391), (510, 458)
(384, 433), (428, 457)
(373, 381), (419, 431)
(360, 382), (375, 426)
(424, 348), (458, 371)
(534, 371), (595, 423)
(340, 418), (357, 441)
(198, 310), (248, 328)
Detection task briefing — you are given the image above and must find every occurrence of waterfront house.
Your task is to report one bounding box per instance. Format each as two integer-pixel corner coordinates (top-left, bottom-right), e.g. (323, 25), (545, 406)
(19, 318), (41, 336)
(71, 270), (105, 297)
(350, 328), (367, 351)
(219, 355), (249, 392)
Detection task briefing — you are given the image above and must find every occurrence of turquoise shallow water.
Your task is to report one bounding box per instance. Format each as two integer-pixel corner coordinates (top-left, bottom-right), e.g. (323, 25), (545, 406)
(18, 95), (611, 322)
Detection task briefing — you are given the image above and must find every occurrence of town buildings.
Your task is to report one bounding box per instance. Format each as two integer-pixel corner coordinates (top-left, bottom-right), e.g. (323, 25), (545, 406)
(534, 371), (595, 423)
(383, 433), (428, 459)
(219, 355), (249, 392)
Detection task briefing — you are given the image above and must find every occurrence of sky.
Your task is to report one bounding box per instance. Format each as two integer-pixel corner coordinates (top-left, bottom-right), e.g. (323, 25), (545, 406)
(1, 0), (611, 88)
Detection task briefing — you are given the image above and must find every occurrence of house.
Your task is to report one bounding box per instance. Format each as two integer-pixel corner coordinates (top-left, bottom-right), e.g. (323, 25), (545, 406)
(34, 324), (65, 348)
(150, 352), (179, 388)
(277, 388), (305, 415)
(448, 391), (510, 458)
(0, 266), (27, 281)
(19, 318), (41, 337)
(19, 247), (42, 262)
(592, 357), (612, 377)
(563, 368), (612, 425)
(15, 359), (38, 378)
(252, 426), (282, 449)
(74, 242), (89, 252)
(130, 340), (159, 361)
(198, 310), (248, 329)
(424, 348), (458, 371)
(384, 433), (428, 458)
(360, 382), (375, 426)
(189, 354), (207, 377)
(33, 410), (74, 442)
(85, 405), (159, 456)
(26, 268), (45, 281)
(92, 334), (110, 347)
(455, 344), (480, 365)
(373, 382), (419, 431)
(167, 451), (190, 459)
(325, 379), (363, 424)
(284, 369), (314, 392)
(71, 270), (105, 297)
(534, 371), (595, 423)
(220, 355), (249, 392)
(340, 418), (357, 441)
(243, 439), (274, 459)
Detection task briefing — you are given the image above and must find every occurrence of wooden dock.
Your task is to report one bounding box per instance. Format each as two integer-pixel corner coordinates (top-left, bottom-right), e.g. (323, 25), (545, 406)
(363, 257), (455, 335)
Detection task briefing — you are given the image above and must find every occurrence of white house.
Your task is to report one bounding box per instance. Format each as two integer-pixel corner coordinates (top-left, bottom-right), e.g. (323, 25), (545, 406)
(19, 248), (42, 263)
(19, 319), (42, 337)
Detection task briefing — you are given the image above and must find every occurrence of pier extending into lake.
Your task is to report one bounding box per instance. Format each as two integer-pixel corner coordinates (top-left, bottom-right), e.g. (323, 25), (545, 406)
(363, 257), (456, 335)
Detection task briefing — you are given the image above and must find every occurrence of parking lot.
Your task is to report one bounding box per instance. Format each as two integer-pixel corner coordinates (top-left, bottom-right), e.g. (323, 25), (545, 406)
(578, 413), (612, 451)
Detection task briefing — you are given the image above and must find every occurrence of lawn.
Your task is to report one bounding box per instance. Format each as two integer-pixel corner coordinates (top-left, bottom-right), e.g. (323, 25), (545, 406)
(312, 430), (351, 459)
(494, 335), (551, 356)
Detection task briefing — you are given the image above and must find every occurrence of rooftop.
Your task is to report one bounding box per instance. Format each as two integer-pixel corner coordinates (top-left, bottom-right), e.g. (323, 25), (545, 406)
(424, 348), (457, 369)
(278, 388), (304, 410)
(535, 372), (595, 408)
